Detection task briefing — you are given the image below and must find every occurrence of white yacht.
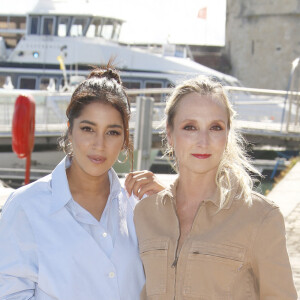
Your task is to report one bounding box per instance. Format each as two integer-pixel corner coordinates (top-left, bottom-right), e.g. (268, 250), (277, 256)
(0, 0), (240, 98)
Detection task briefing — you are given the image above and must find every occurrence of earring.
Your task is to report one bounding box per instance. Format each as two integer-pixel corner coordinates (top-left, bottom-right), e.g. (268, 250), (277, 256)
(117, 149), (129, 164)
(168, 145), (174, 159)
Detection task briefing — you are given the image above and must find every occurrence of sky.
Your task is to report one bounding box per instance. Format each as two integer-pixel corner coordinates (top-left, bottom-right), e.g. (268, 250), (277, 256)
(119, 0), (226, 45)
(0, 0), (226, 46)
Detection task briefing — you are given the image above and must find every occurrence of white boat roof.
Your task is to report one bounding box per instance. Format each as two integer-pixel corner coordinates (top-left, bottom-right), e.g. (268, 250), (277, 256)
(0, 0), (124, 21)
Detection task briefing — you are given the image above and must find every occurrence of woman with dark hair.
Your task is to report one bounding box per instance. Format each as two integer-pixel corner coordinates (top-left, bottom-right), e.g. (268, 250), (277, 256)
(0, 65), (164, 299)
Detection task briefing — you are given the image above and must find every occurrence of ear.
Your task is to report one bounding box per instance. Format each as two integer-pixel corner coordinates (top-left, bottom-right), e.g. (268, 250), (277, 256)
(225, 128), (230, 149)
(166, 123), (173, 147)
(67, 121), (72, 142)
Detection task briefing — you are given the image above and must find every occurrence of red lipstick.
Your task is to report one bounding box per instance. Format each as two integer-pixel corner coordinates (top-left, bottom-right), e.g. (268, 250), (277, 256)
(192, 154), (211, 159)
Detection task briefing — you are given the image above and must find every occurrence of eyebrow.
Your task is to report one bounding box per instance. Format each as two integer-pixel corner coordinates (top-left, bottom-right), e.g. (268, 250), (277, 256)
(79, 120), (123, 129)
(181, 118), (226, 124)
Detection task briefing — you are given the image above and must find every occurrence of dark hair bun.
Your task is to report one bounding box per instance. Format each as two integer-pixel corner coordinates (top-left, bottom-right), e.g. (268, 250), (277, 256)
(88, 67), (122, 85)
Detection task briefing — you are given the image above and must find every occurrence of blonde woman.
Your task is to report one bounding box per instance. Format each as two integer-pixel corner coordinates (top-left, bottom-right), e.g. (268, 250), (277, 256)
(134, 76), (297, 299)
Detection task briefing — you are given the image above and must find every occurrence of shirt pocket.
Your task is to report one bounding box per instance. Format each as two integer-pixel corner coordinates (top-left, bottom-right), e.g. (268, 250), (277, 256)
(183, 241), (245, 299)
(139, 238), (169, 296)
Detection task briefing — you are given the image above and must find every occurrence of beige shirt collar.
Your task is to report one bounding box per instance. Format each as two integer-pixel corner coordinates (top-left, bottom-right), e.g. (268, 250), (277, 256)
(158, 177), (237, 211)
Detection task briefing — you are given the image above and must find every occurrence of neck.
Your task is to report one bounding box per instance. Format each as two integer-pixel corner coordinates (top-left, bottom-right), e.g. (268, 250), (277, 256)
(176, 169), (218, 206)
(66, 162), (110, 198)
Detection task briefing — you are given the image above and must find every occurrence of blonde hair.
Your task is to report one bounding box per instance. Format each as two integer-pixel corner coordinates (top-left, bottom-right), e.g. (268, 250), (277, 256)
(164, 75), (260, 208)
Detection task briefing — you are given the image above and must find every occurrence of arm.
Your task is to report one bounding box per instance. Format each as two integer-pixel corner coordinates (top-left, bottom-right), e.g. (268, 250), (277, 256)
(125, 171), (165, 200)
(251, 207), (297, 299)
(0, 197), (38, 299)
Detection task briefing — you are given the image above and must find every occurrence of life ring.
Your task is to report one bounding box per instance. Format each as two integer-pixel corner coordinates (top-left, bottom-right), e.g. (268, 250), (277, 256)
(12, 95), (36, 159)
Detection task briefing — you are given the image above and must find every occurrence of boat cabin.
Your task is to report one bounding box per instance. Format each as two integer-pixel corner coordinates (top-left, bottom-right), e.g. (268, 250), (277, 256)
(28, 14), (122, 41)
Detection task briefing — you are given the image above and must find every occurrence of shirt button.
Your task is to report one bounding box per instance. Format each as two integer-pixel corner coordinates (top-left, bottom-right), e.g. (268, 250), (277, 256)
(102, 232), (107, 238)
(108, 272), (115, 278)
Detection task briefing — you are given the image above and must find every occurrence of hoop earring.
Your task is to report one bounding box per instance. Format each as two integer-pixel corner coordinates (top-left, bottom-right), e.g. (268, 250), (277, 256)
(168, 145), (174, 159)
(117, 149), (129, 164)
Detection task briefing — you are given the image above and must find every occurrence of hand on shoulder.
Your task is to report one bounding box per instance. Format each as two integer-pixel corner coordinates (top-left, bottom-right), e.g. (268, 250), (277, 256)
(125, 171), (165, 200)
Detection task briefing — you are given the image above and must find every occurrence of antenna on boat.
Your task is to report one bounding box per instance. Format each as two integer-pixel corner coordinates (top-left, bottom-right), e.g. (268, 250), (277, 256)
(57, 45), (69, 92)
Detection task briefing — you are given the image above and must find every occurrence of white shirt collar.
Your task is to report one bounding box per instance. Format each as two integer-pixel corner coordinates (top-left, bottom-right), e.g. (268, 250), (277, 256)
(50, 156), (122, 215)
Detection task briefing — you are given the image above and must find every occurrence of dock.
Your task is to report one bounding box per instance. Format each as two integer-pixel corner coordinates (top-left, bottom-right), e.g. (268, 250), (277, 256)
(267, 161), (300, 294)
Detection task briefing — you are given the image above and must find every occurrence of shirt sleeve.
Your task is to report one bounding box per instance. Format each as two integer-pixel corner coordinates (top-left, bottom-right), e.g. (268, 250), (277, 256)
(251, 207), (298, 299)
(0, 196), (38, 299)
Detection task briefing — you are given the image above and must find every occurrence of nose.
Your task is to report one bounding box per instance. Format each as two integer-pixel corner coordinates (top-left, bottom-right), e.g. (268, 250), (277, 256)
(196, 130), (209, 147)
(93, 132), (105, 149)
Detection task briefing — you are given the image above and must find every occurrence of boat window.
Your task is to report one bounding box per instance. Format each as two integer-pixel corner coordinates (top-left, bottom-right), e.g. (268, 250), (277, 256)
(70, 17), (88, 37)
(112, 22), (121, 41)
(19, 77), (36, 90)
(123, 81), (141, 103)
(123, 81), (141, 89)
(0, 16), (26, 47)
(57, 17), (70, 37)
(42, 17), (55, 35)
(60, 78), (66, 88)
(40, 78), (57, 90)
(145, 82), (163, 102)
(30, 16), (40, 35)
(86, 18), (102, 38)
(0, 16), (26, 31)
(101, 19), (114, 40)
(0, 75), (5, 88)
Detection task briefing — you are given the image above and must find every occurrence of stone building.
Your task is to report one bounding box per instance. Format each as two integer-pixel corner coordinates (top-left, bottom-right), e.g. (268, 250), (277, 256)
(225, 0), (300, 90)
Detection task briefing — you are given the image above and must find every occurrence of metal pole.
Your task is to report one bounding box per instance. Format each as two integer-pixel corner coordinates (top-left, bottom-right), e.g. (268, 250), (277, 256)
(135, 96), (154, 170)
(286, 90), (294, 133)
(294, 73), (300, 126)
(24, 153), (31, 185)
(281, 57), (300, 132)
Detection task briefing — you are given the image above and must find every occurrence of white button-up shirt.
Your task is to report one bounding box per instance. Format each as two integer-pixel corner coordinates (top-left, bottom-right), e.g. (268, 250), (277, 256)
(0, 157), (145, 299)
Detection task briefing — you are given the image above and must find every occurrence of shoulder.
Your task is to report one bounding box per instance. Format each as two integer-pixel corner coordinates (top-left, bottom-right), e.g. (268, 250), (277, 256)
(2, 173), (52, 216)
(233, 191), (283, 225)
(250, 191), (280, 213)
(135, 189), (166, 213)
(134, 190), (170, 228)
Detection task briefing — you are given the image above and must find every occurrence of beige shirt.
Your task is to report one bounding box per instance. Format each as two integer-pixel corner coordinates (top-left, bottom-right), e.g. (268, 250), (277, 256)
(134, 180), (297, 300)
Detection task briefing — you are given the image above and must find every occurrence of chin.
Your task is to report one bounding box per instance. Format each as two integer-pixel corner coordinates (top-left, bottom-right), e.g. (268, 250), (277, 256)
(85, 165), (110, 177)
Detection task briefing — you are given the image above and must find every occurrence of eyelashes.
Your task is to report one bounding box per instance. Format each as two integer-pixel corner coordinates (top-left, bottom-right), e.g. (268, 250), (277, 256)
(80, 126), (122, 136)
(183, 125), (196, 131)
(183, 124), (224, 131)
(81, 126), (93, 132)
(107, 130), (121, 136)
